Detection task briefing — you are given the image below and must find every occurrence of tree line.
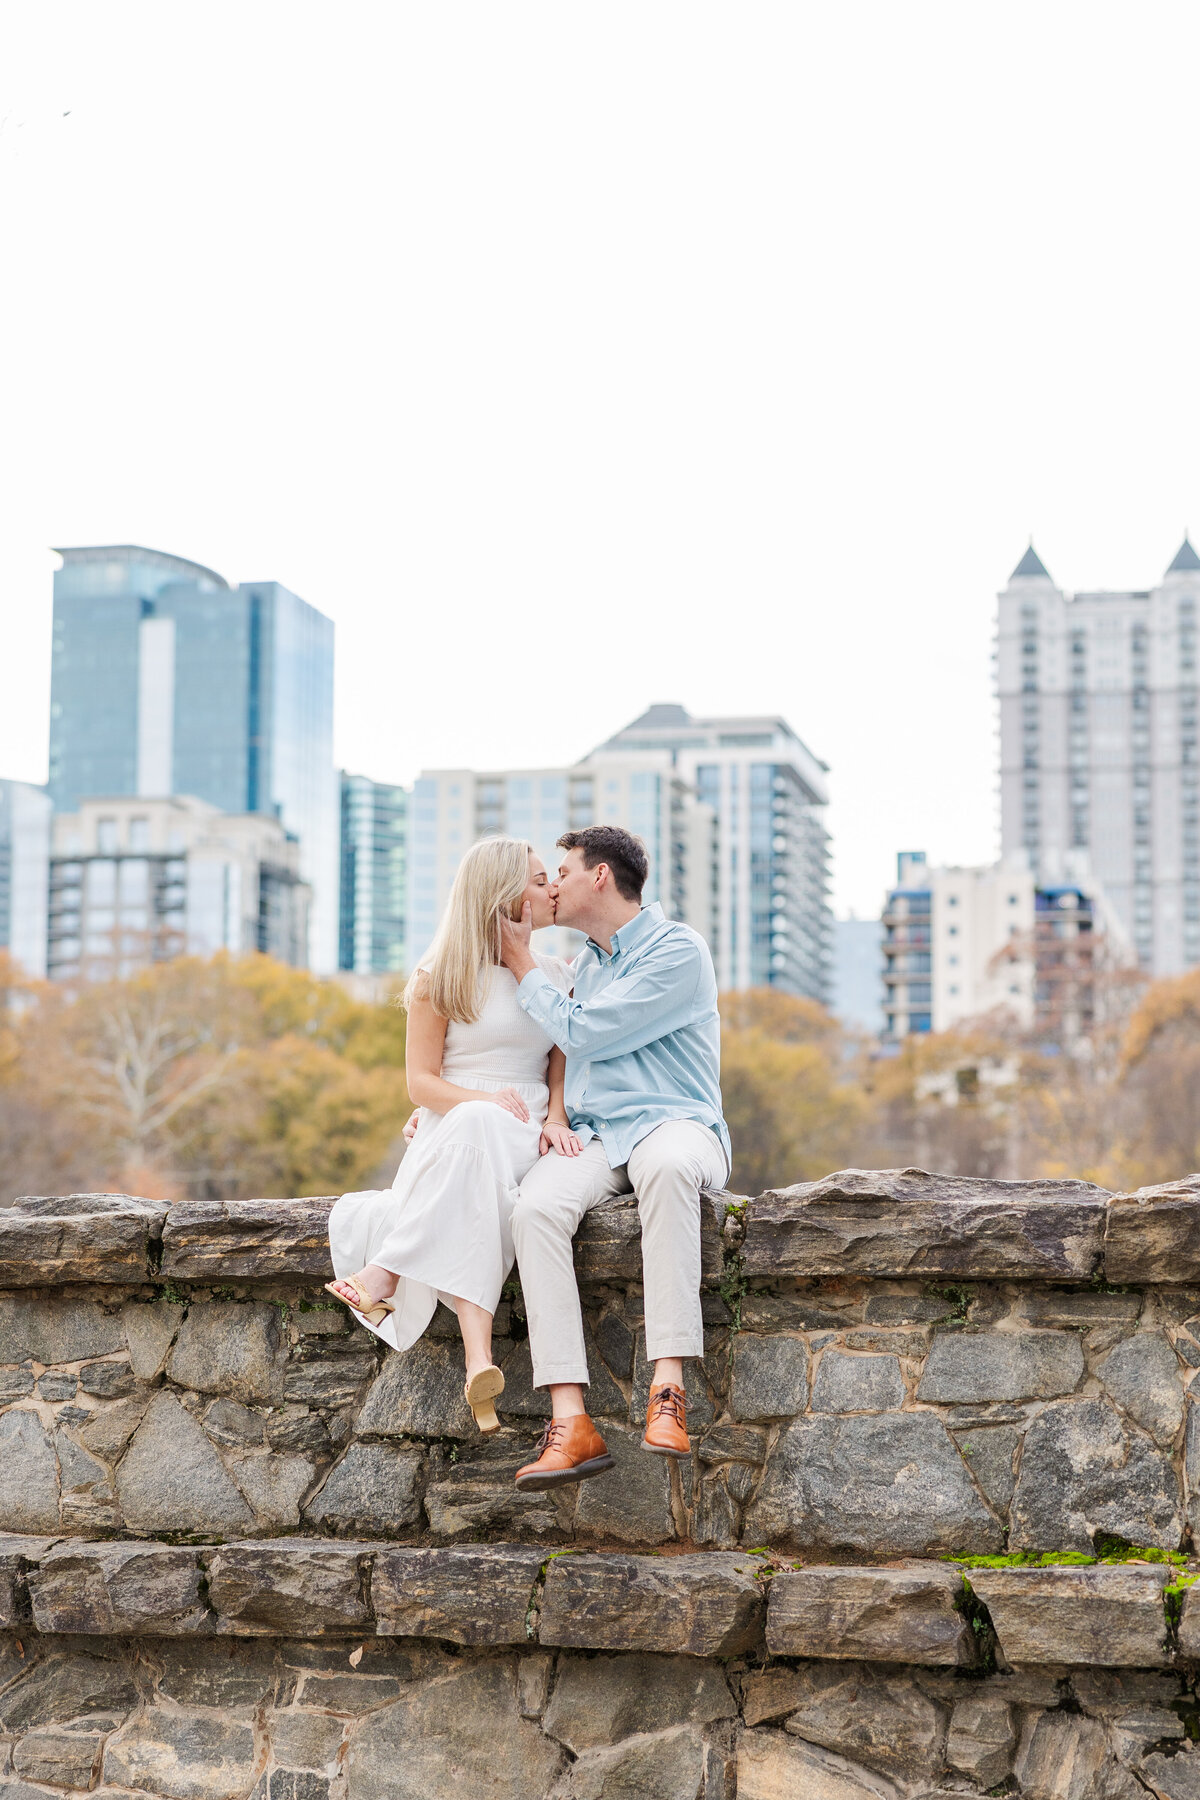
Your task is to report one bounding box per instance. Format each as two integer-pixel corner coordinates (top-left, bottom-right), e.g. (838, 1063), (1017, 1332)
(1, 951), (1198, 1204)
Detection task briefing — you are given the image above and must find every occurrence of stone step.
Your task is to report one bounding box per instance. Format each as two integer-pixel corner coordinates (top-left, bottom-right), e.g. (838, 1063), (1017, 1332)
(0, 1535), (1189, 1669)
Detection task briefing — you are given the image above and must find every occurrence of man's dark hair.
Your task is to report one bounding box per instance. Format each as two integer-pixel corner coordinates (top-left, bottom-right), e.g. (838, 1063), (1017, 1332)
(557, 825), (648, 903)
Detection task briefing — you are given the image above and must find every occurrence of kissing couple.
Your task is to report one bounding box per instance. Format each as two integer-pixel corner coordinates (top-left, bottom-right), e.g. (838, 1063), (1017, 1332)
(326, 824), (730, 1488)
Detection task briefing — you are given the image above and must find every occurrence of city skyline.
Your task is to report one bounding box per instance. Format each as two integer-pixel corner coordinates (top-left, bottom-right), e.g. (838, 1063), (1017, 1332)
(7, 8), (1200, 922)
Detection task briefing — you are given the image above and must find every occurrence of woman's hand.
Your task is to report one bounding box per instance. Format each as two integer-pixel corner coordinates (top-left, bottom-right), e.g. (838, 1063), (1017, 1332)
(540, 1119), (583, 1157)
(480, 1087), (532, 1122)
(402, 1109), (421, 1143)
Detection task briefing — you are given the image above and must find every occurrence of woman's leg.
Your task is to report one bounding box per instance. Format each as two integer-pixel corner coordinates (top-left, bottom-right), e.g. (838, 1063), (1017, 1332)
(454, 1297), (495, 1382)
(328, 1264), (399, 1308)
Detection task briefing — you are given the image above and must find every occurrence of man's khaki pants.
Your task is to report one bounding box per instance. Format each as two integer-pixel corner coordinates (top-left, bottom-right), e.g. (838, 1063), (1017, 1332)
(512, 1119), (727, 1389)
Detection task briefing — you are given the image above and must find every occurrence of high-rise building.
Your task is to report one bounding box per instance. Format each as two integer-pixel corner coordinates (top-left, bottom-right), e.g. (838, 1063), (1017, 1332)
(998, 538), (1200, 975)
(47, 795), (309, 981)
(339, 774), (407, 974)
(882, 849), (1130, 1046)
(0, 780), (52, 979)
(407, 703), (831, 1002)
(591, 706), (832, 1001)
(48, 546), (338, 971)
(407, 753), (711, 968)
(832, 918), (884, 1034)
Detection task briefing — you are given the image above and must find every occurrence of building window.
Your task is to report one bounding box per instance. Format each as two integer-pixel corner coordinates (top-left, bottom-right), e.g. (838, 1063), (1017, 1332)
(97, 818), (118, 854)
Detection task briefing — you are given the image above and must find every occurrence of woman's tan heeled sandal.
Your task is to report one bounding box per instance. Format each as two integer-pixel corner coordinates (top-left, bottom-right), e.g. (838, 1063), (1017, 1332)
(324, 1277), (395, 1329)
(465, 1365), (505, 1435)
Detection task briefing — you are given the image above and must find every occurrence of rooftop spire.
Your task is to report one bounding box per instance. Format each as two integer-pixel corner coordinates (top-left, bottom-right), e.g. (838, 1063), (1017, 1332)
(1010, 542), (1051, 581)
(1167, 535), (1200, 574)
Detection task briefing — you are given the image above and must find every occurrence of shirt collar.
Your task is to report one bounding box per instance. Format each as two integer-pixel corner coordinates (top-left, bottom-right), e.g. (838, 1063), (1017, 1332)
(590, 902), (664, 962)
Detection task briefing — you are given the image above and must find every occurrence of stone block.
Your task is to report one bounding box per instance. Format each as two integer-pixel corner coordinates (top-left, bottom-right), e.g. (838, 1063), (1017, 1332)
(155, 1641), (282, 1710)
(776, 1662), (946, 1785)
(695, 1423), (768, 1465)
(116, 1390), (255, 1536)
(206, 1540), (372, 1635)
(345, 1658), (565, 1800)
(0, 1294), (125, 1365)
(730, 1335), (809, 1421)
(916, 1329), (1084, 1403)
(743, 1169), (1107, 1282)
(168, 1301), (284, 1403)
(766, 1565), (975, 1665)
(1098, 1334), (1185, 1445)
(573, 1423), (674, 1546)
(423, 1439), (565, 1540)
(13, 1723), (105, 1786)
(1012, 1710), (1108, 1800)
(945, 1693), (1017, 1788)
(29, 1541), (208, 1635)
(539, 1552), (764, 1656)
(571, 1192), (724, 1286)
(0, 1413), (59, 1534)
(77, 1391), (150, 1464)
(266, 1407), (331, 1458)
(160, 1196), (338, 1280)
(269, 1709), (344, 1772)
(1169, 1583), (1200, 1658)
(0, 1194), (166, 1286)
(954, 1424), (1019, 1515)
(303, 1444), (422, 1536)
(969, 1564), (1169, 1666)
(122, 1297), (185, 1377)
(542, 1652), (735, 1752)
(743, 1411), (1004, 1556)
(1010, 1399), (1184, 1553)
(738, 1729), (900, 1800)
(0, 1535), (56, 1629)
(282, 1340), (377, 1407)
(227, 1452), (315, 1531)
(0, 1651), (139, 1729)
(78, 1354), (141, 1398)
(372, 1543), (545, 1643)
(356, 1339), (473, 1438)
(103, 1705), (259, 1800)
(810, 1351), (904, 1413)
(1106, 1178), (1200, 1285)
(1143, 1749), (1200, 1799)
(36, 1370), (77, 1399)
(204, 1398), (268, 1448)
(554, 1724), (710, 1799)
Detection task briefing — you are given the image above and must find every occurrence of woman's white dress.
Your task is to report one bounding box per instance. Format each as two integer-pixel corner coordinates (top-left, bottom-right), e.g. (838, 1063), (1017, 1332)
(327, 953), (572, 1352)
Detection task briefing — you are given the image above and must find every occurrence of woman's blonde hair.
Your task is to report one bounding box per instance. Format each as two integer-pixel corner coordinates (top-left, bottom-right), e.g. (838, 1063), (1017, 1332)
(403, 836), (532, 1023)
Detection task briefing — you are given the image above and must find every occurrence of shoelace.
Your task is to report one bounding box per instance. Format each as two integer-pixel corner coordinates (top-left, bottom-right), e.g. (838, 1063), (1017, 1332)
(649, 1386), (685, 1424)
(532, 1419), (568, 1459)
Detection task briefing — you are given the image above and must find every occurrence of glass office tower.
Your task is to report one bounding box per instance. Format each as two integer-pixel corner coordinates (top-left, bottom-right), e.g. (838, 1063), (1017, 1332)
(49, 547), (338, 972)
(339, 773), (407, 973)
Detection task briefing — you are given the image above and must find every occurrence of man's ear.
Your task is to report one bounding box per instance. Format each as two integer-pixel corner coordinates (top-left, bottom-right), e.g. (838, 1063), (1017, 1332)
(593, 862), (609, 891)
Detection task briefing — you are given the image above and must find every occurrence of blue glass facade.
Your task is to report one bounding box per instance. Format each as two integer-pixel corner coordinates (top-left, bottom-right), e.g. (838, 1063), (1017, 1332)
(49, 547), (338, 971)
(339, 773), (407, 973)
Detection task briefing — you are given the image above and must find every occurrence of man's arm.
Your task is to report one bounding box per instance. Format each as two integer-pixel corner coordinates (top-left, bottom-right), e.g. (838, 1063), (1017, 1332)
(516, 936), (704, 1062)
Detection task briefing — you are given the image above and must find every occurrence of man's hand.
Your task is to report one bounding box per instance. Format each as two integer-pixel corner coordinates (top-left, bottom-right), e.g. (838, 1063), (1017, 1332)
(498, 901), (537, 980)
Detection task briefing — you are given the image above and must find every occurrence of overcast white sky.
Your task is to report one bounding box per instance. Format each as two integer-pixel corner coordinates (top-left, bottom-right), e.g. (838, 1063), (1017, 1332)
(3, 3), (1200, 918)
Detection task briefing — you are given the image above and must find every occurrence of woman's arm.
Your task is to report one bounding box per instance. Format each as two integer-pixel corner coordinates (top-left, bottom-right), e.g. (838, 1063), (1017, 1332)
(405, 988), (531, 1121)
(545, 1046), (569, 1124)
(539, 1044), (582, 1157)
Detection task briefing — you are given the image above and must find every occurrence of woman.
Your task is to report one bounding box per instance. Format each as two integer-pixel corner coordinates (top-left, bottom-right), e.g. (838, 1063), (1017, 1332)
(325, 836), (580, 1434)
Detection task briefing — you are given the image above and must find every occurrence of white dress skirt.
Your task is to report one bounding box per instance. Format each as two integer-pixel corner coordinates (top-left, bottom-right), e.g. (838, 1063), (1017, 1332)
(327, 953), (572, 1351)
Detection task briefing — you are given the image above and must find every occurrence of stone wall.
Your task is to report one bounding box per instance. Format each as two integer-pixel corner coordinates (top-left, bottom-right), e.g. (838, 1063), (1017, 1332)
(6, 1168), (1200, 1796)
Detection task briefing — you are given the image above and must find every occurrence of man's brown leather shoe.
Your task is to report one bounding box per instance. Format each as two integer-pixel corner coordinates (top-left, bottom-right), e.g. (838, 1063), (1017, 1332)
(642, 1383), (690, 1458)
(514, 1415), (615, 1489)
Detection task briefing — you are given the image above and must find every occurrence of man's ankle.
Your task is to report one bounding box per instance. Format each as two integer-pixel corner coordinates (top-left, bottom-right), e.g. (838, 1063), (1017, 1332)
(549, 1383), (588, 1421)
(651, 1358), (684, 1391)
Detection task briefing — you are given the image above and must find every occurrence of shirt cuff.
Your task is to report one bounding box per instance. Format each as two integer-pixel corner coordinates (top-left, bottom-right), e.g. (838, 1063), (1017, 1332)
(517, 967), (554, 1011)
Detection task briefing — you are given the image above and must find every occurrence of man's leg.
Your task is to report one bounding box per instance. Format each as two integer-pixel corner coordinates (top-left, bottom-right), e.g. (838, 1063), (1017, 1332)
(627, 1120), (728, 1455)
(513, 1139), (629, 1416)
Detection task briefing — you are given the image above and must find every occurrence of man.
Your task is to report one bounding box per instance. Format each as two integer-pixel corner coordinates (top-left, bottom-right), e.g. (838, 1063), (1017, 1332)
(498, 824), (730, 1489)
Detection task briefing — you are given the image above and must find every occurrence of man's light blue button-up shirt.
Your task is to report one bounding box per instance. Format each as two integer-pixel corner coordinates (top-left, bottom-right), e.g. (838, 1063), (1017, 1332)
(516, 902), (731, 1173)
